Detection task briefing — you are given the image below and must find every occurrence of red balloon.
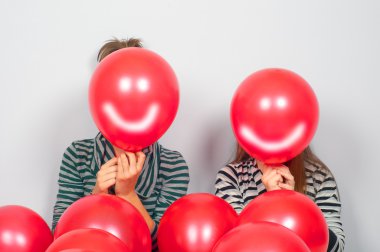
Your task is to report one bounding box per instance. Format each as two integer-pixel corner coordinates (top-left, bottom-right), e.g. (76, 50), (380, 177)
(89, 47), (179, 151)
(231, 68), (319, 164)
(238, 190), (328, 252)
(54, 195), (151, 252)
(59, 250), (94, 252)
(0, 205), (53, 252)
(213, 222), (310, 252)
(47, 229), (130, 252)
(158, 193), (238, 252)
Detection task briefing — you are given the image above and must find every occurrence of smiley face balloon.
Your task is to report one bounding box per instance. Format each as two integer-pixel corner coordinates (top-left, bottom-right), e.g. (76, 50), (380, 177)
(231, 68), (319, 164)
(89, 48), (179, 151)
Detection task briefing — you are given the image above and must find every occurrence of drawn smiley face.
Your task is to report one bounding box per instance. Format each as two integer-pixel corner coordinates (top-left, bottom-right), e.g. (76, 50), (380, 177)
(89, 48), (179, 151)
(239, 96), (307, 152)
(102, 77), (160, 133)
(231, 69), (319, 164)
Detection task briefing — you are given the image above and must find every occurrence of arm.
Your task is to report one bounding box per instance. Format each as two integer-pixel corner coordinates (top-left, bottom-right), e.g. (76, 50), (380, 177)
(115, 152), (156, 231)
(115, 150), (189, 251)
(315, 170), (345, 252)
(215, 165), (244, 214)
(120, 191), (155, 229)
(52, 143), (84, 231)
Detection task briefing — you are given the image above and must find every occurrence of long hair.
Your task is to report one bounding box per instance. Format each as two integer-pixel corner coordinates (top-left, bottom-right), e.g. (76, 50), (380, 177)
(232, 144), (324, 194)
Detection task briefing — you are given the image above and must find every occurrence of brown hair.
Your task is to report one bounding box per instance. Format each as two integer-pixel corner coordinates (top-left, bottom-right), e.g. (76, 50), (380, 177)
(232, 144), (325, 194)
(97, 37), (143, 62)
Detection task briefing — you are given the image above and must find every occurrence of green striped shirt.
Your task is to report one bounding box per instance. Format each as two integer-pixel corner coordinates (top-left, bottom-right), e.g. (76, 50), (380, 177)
(53, 133), (190, 251)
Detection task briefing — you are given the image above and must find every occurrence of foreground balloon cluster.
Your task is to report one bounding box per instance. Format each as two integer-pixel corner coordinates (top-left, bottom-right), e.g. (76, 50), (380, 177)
(0, 191), (328, 251)
(52, 195), (151, 252)
(0, 195), (151, 251)
(157, 191), (328, 252)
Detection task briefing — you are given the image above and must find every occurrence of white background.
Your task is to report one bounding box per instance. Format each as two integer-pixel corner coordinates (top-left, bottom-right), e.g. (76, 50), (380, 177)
(0, 1), (379, 251)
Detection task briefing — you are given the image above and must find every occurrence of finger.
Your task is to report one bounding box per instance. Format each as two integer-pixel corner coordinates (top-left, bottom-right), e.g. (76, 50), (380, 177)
(97, 165), (117, 178)
(279, 182), (294, 190)
(265, 173), (283, 188)
(277, 169), (294, 182)
(272, 174), (284, 184)
(275, 165), (291, 174)
(117, 157), (123, 179)
(103, 165), (118, 174)
(102, 157), (118, 169)
(102, 178), (117, 189)
(120, 153), (130, 177)
(275, 166), (292, 181)
(264, 169), (279, 180)
(135, 152), (146, 173)
(101, 172), (117, 182)
(261, 169), (275, 184)
(262, 167), (276, 178)
(125, 152), (137, 174)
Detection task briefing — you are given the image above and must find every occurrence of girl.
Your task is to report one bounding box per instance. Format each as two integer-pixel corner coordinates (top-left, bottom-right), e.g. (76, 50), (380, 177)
(215, 145), (345, 251)
(52, 38), (190, 251)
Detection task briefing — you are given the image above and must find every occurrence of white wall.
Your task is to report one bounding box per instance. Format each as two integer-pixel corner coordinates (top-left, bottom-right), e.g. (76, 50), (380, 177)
(0, 0), (379, 251)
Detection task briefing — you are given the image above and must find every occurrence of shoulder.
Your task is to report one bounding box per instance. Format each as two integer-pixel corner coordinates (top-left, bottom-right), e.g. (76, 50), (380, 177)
(71, 138), (95, 152)
(217, 159), (255, 183)
(216, 165), (239, 183)
(304, 158), (338, 189)
(218, 158), (255, 175)
(158, 145), (188, 171)
(160, 145), (186, 163)
(63, 138), (95, 161)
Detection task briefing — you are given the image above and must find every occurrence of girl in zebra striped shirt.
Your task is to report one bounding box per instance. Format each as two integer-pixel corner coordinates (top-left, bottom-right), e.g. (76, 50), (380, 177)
(215, 145), (345, 252)
(52, 38), (189, 251)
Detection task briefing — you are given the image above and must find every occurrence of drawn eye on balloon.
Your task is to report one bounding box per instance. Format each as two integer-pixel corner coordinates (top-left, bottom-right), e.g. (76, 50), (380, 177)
(89, 48), (179, 152)
(231, 69), (319, 164)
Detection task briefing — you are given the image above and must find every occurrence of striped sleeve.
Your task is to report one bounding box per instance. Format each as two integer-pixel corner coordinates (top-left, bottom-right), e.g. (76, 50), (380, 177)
(152, 149), (189, 250)
(315, 170), (345, 252)
(215, 165), (244, 214)
(52, 143), (84, 231)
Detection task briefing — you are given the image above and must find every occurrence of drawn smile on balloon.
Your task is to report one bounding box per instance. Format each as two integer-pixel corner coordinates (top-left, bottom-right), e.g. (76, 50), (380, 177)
(240, 123), (306, 152)
(103, 102), (159, 133)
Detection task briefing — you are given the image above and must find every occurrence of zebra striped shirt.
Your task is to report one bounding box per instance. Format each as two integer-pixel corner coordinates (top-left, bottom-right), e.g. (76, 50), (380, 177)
(215, 158), (345, 252)
(53, 133), (190, 251)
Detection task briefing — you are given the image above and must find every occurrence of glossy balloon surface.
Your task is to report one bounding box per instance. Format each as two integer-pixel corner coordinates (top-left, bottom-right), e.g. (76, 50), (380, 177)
(89, 47), (179, 151)
(213, 222), (310, 252)
(54, 195), (151, 252)
(158, 193), (238, 252)
(238, 190), (328, 252)
(47, 229), (129, 252)
(231, 68), (319, 164)
(0, 205), (53, 252)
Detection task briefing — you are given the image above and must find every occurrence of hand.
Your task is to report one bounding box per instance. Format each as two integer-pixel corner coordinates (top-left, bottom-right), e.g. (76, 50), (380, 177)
(276, 166), (295, 190)
(92, 157), (118, 194)
(257, 160), (295, 191)
(115, 152), (146, 198)
(257, 160), (284, 191)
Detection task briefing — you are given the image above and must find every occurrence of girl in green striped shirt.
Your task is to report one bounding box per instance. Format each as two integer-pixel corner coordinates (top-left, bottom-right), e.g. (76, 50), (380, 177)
(52, 38), (190, 251)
